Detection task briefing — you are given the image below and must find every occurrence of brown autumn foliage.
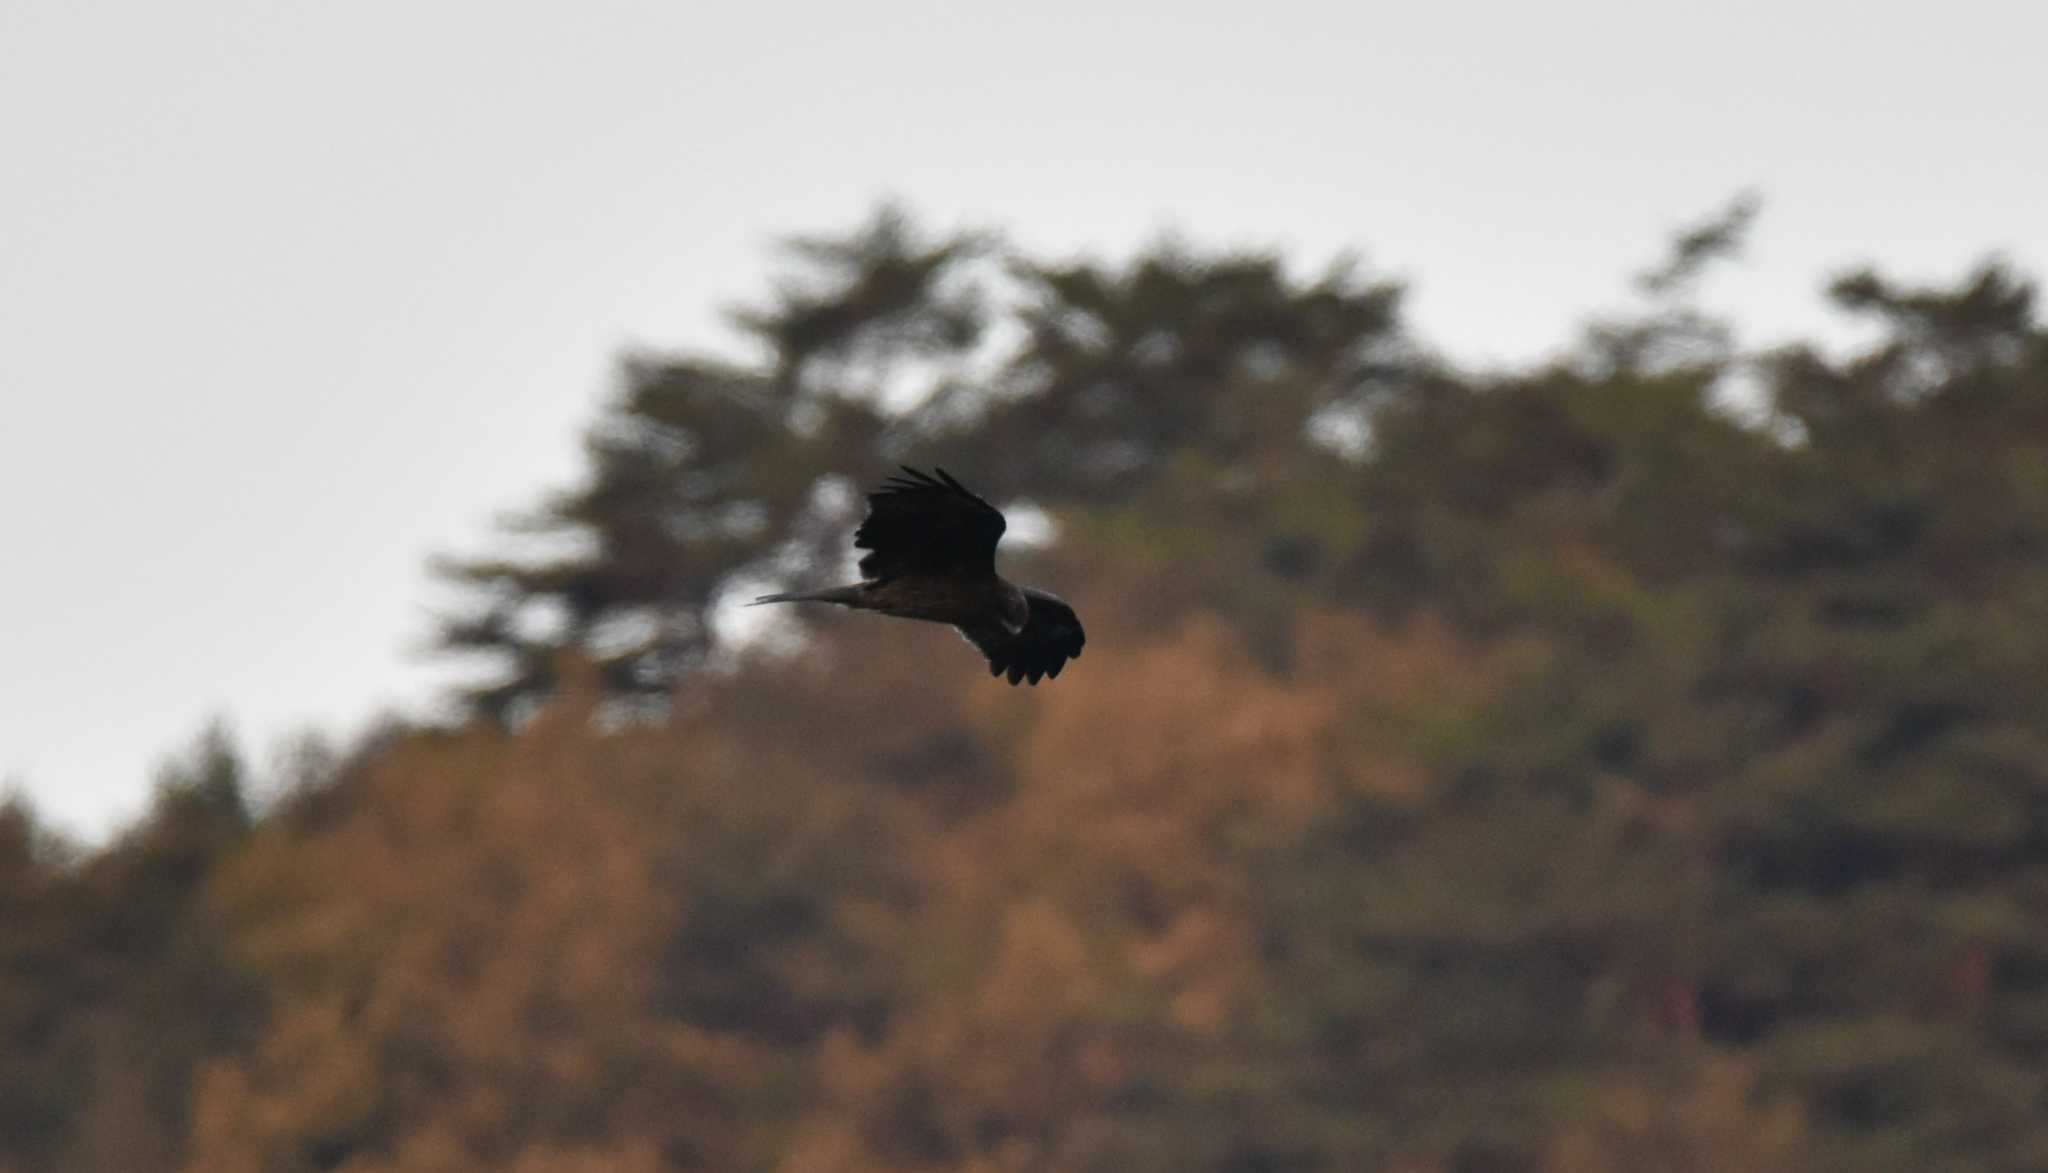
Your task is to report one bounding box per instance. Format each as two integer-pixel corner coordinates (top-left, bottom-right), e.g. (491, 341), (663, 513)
(178, 567), (1503, 1173)
(11, 207), (2048, 1171)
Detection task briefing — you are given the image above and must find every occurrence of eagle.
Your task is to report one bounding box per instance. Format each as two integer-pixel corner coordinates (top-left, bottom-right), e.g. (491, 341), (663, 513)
(750, 467), (1085, 685)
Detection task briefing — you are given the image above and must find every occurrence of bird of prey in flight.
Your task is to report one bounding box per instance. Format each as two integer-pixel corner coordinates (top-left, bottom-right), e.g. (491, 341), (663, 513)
(751, 467), (1085, 685)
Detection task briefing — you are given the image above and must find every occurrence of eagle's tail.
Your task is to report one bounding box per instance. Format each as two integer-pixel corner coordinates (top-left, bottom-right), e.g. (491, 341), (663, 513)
(747, 585), (863, 607)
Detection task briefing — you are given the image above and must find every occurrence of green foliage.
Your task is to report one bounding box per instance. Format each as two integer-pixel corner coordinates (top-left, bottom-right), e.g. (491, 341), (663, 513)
(0, 726), (256, 1173)
(433, 209), (1407, 718)
(7, 203), (2048, 1171)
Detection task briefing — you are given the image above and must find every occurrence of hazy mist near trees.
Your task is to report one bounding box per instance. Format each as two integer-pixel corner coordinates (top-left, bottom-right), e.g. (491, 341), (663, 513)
(8, 199), (2048, 1172)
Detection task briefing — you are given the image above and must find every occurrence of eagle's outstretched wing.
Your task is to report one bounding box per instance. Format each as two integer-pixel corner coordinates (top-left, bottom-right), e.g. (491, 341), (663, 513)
(960, 589), (1086, 685)
(855, 466), (1006, 580)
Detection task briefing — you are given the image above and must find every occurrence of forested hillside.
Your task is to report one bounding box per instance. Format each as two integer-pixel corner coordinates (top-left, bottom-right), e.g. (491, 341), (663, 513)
(8, 202), (2048, 1172)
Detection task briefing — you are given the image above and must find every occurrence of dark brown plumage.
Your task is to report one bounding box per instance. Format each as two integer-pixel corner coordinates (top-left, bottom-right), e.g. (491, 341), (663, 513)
(750, 467), (1085, 685)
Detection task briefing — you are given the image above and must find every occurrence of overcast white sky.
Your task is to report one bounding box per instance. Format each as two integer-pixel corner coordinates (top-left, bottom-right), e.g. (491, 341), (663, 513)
(3, 1), (2042, 838)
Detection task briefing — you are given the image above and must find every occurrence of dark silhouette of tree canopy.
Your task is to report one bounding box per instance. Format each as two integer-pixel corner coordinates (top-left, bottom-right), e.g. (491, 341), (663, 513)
(8, 201), (2048, 1172)
(433, 205), (1409, 718)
